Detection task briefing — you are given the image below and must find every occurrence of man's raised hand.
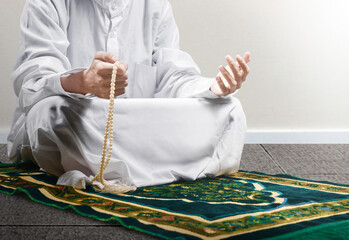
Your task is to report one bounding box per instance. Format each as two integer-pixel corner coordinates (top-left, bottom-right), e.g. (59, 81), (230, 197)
(210, 52), (251, 97)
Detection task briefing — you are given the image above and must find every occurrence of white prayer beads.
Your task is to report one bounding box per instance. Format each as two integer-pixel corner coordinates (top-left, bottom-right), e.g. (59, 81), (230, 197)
(92, 61), (136, 194)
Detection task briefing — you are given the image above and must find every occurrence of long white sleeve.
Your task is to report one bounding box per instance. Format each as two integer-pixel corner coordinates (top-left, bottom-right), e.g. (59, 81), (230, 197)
(12, 0), (85, 114)
(152, 2), (219, 99)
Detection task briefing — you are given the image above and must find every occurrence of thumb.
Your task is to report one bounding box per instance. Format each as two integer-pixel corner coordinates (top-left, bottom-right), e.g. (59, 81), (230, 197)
(95, 51), (119, 63)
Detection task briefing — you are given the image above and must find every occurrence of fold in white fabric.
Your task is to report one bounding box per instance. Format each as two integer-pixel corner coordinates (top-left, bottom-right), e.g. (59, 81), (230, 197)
(56, 170), (124, 190)
(56, 170), (93, 190)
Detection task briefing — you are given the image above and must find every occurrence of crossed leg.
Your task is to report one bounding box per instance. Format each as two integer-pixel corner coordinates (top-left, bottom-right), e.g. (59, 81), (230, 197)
(25, 96), (247, 188)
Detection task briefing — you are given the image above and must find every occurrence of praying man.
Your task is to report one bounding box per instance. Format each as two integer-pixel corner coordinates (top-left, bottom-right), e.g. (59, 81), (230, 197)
(7, 0), (251, 190)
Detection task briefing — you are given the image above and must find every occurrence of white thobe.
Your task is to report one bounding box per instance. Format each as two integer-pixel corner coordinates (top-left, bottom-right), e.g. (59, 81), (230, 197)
(7, 0), (247, 188)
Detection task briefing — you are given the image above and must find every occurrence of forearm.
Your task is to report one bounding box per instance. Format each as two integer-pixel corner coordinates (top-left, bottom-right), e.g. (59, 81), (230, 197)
(152, 48), (219, 99)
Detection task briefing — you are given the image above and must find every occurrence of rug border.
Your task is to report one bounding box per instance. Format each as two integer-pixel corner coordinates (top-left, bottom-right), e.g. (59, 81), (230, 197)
(262, 218), (349, 240)
(0, 185), (177, 240)
(239, 170), (349, 187)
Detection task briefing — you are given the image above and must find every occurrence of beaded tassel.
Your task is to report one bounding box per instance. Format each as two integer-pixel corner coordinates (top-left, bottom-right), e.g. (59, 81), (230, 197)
(92, 61), (136, 194)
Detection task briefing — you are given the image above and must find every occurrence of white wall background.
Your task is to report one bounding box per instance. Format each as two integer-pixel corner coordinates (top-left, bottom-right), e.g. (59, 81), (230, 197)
(0, 0), (25, 137)
(1, 0), (349, 143)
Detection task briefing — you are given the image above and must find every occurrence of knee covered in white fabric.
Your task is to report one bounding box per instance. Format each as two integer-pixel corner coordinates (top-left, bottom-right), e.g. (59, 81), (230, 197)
(25, 96), (73, 149)
(27, 96), (68, 125)
(25, 96), (73, 176)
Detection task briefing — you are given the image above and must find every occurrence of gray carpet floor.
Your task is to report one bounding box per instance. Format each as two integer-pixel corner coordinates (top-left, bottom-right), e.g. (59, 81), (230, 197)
(0, 144), (348, 239)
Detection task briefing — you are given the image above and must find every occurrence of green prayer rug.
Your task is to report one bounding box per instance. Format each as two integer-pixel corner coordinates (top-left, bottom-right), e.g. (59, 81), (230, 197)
(0, 162), (348, 240)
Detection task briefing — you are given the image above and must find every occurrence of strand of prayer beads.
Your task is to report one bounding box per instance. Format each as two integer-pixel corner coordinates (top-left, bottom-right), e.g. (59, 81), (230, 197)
(92, 61), (136, 194)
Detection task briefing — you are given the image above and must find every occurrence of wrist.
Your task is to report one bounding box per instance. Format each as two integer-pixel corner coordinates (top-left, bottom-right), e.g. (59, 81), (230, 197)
(209, 85), (219, 97)
(80, 70), (89, 94)
(60, 71), (87, 95)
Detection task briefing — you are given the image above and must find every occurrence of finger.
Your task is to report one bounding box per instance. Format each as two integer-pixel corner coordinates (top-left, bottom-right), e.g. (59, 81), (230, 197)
(115, 79), (128, 89)
(95, 51), (119, 64)
(101, 86), (126, 98)
(216, 75), (229, 96)
(95, 61), (114, 75)
(100, 74), (127, 87)
(116, 62), (128, 76)
(243, 52), (251, 63)
(236, 55), (250, 81)
(115, 88), (126, 96)
(226, 55), (241, 81)
(219, 65), (235, 90)
(116, 73), (128, 82)
(234, 64), (243, 89)
(232, 56), (244, 88)
(97, 62), (128, 77)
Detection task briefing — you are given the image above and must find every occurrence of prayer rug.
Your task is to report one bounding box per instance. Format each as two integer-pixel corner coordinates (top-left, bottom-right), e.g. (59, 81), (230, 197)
(0, 162), (348, 240)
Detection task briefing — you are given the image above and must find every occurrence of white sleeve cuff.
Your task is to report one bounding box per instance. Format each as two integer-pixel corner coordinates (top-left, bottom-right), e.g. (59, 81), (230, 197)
(191, 77), (219, 99)
(19, 67), (90, 113)
(191, 77), (239, 99)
